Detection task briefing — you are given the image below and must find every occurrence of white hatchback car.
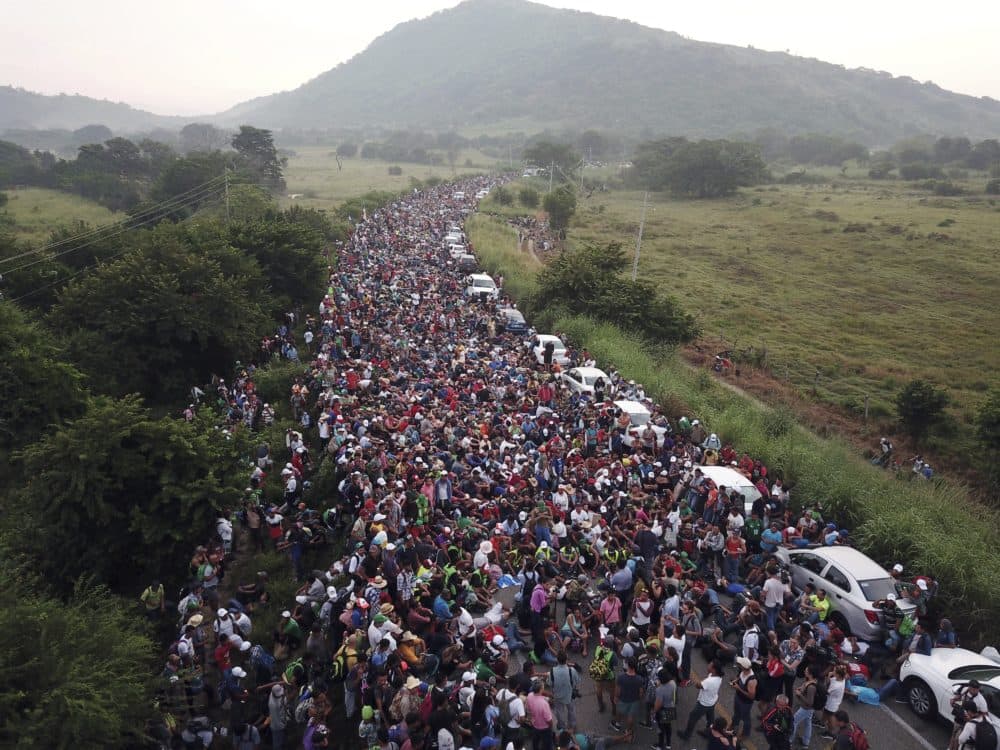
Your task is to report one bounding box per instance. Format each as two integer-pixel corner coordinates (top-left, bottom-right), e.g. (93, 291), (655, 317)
(560, 366), (610, 396)
(614, 399), (668, 448)
(900, 647), (1000, 727)
(465, 273), (499, 301)
(773, 545), (916, 640)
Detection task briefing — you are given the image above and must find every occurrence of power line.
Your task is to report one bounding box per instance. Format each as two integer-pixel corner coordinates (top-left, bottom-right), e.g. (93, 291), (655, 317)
(4, 183), (228, 303)
(1, 182), (225, 277)
(0, 174), (229, 268)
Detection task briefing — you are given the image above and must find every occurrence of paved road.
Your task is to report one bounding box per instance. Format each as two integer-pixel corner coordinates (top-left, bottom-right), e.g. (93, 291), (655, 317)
(496, 589), (952, 750)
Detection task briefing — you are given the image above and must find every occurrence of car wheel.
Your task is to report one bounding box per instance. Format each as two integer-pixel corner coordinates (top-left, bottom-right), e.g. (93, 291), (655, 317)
(903, 678), (935, 719)
(829, 612), (851, 636)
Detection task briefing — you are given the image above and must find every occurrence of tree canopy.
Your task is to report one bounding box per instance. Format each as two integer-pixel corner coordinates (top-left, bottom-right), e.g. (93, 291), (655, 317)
(634, 137), (768, 197)
(12, 394), (252, 593)
(535, 241), (698, 344)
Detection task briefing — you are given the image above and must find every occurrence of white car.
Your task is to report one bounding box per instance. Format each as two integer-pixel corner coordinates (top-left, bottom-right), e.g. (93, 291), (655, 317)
(465, 273), (499, 300)
(773, 545), (917, 640)
(560, 366), (610, 396)
(448, 244), (467, 259)
(696, 465), (763, 515)
(527, 334), (570, 367)
(900, 647), (1000, 727)
(615, 399), (669, 449)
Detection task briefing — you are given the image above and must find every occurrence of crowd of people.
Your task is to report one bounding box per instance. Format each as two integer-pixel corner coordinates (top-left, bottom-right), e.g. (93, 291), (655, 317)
(148, 177), (970, 750)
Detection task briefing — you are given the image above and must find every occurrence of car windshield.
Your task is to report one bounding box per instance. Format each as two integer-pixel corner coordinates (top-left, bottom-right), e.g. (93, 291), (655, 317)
(857, 577), (898, 602)
(473, 280), (494, 288)
(948, 666), (1000, 681)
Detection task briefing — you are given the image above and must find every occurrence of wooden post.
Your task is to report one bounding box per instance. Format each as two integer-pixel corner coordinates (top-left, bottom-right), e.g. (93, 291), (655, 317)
(864, 394), (870, 423)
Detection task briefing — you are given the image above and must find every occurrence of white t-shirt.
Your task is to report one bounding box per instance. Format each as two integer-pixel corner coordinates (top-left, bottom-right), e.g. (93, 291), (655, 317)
(458, 608), (475, 637)
(742, 627), (760, 660)
(698, 674), (722, 706)
(497, 689), (525, 729)
(762, 577), (786, 608)
(825, 677), (846, 712)
(663, 634), (685, 657)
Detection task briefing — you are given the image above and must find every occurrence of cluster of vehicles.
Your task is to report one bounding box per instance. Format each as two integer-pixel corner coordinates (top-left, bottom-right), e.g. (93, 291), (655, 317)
(447, 207), (999, 734)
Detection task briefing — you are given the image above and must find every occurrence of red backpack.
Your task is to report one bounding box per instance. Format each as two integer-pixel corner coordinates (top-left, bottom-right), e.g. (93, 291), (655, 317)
(847, 722), (870, 750)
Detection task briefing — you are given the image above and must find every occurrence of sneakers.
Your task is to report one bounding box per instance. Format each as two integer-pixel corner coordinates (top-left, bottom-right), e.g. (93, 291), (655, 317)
(820, 733), (835, 741)
(639, 721), (653, 729)
(610, 720), (623, 731)
(650, 746), (663, 750)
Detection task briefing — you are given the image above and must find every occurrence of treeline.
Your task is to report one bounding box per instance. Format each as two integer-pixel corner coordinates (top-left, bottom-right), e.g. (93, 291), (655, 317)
(0, 124), (287, 212)
(0, 177), (391, 745)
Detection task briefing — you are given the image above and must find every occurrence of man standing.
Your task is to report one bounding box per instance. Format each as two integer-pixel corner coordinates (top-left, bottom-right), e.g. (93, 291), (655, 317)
(678, 660), (723, 740)
(550, 652), (579, 734)
(762, 695), (794, 750)
(525, 681), (555, 750)
(612, 657), (644, 739)
(762, 566), (786, 633)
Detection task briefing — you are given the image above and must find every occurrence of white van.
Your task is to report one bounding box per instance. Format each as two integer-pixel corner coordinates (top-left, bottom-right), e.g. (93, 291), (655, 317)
(696, 465), (762, 514)
(449, 244), (467, 259)
(465, 273), (499, 300)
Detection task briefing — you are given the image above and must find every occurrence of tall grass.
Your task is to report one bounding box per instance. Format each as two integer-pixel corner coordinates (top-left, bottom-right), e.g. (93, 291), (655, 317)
(468, 213), (1000, 644)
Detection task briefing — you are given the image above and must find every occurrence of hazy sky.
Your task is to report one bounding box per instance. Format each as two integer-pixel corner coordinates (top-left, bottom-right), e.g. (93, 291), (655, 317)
(2, 0), (997, 115)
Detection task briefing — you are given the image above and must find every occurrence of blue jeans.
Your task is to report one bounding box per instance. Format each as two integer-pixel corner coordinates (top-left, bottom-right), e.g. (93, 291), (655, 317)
(733, 698), (754, 737)
(766, 605), (779, 633)
(724, 555), (740, 582)
(505, 621), (527, 651)
(793, 707), (813, 745)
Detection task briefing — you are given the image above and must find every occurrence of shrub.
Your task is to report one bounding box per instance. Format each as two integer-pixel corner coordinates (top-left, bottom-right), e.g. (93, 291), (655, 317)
(494, 186), (513, 205)
(519, 186), (540, 208)
(986, 179), (1000, 195)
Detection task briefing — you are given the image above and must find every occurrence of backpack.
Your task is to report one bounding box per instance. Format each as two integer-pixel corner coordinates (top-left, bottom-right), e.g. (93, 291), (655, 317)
(812, 680), (829, 711)
(498, 692), (513, 727)
(589, 646), (614, 681)
(294, 694), (314, 725)
(975, 720), (999, 750)
(847, 722), (870, 750)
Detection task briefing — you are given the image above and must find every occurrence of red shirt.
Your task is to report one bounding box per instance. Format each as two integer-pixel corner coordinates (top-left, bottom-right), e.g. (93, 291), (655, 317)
(214, 642), (232, 672)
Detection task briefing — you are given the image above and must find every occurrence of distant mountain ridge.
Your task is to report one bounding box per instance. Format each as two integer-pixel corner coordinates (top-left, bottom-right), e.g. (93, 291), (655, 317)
(216, 0), (1000, 144)
(4, 0), (1000, 144)
(0, 86), (183, 132)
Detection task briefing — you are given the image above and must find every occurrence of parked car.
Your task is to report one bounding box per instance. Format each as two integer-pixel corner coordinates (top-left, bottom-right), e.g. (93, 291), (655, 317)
(452, 191), (466, 200)
(900, 647), (1000, 727)
(499, 307), (527, 333)
(456, 253), (478, 272)
(560, 366), (610, 396)
(695, 465), (762, 514)
(449, 244), (467, 259)
(465, 273), (499, 301)
(615, 399), (668, 449)
(773, 545), (917, 640)
(527, 334), (570, 367)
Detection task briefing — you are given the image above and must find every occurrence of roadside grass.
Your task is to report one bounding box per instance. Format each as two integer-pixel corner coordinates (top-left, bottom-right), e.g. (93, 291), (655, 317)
(2, 186), (121, 243)
(566, 182), (1000, 460)
(279, 147), (503, 211)
(467, 211), (1000, 644)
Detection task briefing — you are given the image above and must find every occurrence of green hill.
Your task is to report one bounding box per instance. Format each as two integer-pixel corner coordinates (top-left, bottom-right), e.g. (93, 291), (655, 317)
(218, 0), (1000, 144)
(0, 86), (182, 132)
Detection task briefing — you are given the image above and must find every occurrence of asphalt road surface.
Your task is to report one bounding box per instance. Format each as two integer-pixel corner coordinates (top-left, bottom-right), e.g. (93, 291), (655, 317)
(496, 588), (953, 750)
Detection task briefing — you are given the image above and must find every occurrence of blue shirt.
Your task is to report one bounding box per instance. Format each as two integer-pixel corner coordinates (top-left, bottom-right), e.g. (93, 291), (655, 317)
(760, 528), (783, 552)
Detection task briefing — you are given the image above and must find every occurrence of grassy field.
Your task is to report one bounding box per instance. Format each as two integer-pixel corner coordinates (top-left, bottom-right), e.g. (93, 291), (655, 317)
(2, 187), (121, 244)
(558, 181), (1000, 457)
(467, 210), (1000, 643)
(279, 146), (504, 211)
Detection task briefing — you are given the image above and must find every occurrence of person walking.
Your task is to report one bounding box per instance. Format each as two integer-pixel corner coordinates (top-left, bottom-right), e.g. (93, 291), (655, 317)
(731, 657), (758, 743)
(762, 695), (794, 750)
(525, 681), (555, 750)
(612, 657), (644, 739)
(792, 665), (819, 747)
(678, 659), (723, 741)
(652, 664), (678, 750)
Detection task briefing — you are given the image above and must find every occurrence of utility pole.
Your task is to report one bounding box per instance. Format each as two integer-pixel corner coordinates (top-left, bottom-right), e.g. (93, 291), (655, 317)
(631, 191), (648, 281)
(224, 167), (231, 224)
(548, 161), (554, 194)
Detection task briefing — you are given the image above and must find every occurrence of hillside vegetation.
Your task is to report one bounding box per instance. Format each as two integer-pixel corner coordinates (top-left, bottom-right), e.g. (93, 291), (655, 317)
(220, 0), (1000, 143)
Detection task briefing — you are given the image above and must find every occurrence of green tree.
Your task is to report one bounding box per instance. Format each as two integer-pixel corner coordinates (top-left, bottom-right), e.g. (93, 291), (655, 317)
(337, 142), (358, 158)
(48, 227), (269, 399)
(542, 185), (577, 232)
(232, 125), (285, 191)
(535, 242), (698, 344)
(12, 395), (252, 592)
(179, 122), (229, 154)
(493, 186), (513, 205)
(895, 379), (949, 444)
(71, 124), (113, 145)
(0, 303), (88, 473)
(661, 139), (767, 198)
(147, 150), (232, 220)
(227, 208), (330, 314)
(523, 141), (580, 180)
(0, 574), (155, 749)
(518, 186), (540, 208)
